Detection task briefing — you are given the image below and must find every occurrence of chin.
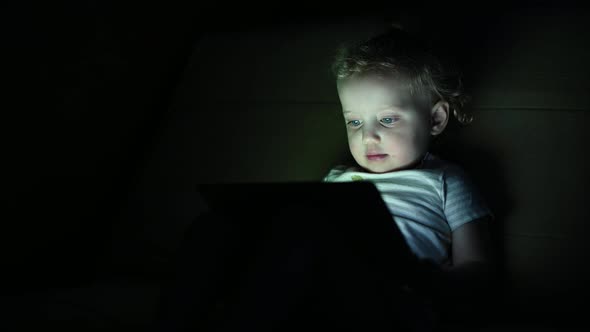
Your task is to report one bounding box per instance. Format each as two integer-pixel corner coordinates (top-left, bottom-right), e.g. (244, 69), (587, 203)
(361, 164), (397, 174)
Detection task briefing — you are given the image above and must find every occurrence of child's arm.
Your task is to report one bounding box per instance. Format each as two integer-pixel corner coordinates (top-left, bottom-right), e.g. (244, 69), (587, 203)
(434, 167), (497, 302)
(412, 216), (497, 322)
(448, 215), (494, 271)
(444, 215), (496, 294)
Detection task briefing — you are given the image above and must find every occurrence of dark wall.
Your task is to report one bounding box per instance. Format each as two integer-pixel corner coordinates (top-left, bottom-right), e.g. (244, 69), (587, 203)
(3, 3), (198, 287)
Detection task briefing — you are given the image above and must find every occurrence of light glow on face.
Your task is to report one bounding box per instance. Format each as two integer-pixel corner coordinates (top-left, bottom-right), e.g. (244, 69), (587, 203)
(337, 74), (431, 173)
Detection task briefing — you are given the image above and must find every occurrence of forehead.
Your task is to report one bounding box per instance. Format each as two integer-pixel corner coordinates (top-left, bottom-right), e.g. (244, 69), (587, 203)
(336, 74), (413, 110)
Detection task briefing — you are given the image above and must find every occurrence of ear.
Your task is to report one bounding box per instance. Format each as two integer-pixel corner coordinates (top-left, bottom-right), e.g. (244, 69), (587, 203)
(430, 100), (450, 136)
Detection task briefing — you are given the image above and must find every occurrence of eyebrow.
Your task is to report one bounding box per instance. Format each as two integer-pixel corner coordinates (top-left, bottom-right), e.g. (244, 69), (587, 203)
(343, 106), (406, 114)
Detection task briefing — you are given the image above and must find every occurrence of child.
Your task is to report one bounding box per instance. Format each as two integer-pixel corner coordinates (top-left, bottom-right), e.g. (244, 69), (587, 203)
(155, 26), (497, 332)
(323, 26), (497, 327)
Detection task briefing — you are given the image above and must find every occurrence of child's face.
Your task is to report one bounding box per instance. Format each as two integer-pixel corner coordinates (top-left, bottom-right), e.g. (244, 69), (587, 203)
(337, 74), (432, 173)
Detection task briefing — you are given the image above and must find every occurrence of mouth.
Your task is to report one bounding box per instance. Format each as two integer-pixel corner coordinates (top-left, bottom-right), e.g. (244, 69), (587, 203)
(366, 154), (389, 161)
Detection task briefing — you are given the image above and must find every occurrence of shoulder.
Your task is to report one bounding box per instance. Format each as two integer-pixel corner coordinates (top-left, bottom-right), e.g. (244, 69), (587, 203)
(427, 155), (493, 229)
(421, 153), (486, 207)
(422, 153), (471, 184)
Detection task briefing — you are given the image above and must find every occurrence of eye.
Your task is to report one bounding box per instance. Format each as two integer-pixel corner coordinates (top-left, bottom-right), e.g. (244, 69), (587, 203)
(380, 117), (398, 125)
(346, 120), (362, 127)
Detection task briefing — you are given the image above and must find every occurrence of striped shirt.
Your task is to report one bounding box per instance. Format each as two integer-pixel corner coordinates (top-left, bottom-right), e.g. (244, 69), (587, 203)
(322, 153), (492, 265)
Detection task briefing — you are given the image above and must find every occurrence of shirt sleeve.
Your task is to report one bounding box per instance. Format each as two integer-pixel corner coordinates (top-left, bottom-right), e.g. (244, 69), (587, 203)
(443, 166), (493, 231)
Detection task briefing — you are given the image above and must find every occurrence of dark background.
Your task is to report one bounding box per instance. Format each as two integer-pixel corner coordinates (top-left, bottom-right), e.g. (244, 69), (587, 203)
(3, 1), (590, 330)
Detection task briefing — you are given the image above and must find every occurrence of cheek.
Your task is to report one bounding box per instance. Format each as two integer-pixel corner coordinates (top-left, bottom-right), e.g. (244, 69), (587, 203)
(382, 132), (403, 147)
(410, 124), (431, 148)
(383, 131), (419, 155)
(346, 130), (359, 143)
(347, 133), (362, 152)
(348, 139), (360, 152)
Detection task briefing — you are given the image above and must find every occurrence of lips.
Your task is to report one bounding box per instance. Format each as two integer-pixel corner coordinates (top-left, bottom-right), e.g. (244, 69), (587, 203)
(366, 154), (388, 161)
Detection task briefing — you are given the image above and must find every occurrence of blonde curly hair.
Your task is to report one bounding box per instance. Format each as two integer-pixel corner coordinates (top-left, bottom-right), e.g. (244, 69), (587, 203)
(331, 27), (473, 125)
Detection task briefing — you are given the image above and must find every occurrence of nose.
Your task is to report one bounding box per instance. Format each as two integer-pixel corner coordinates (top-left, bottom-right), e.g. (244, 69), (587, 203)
(362, 125), (381, 144)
